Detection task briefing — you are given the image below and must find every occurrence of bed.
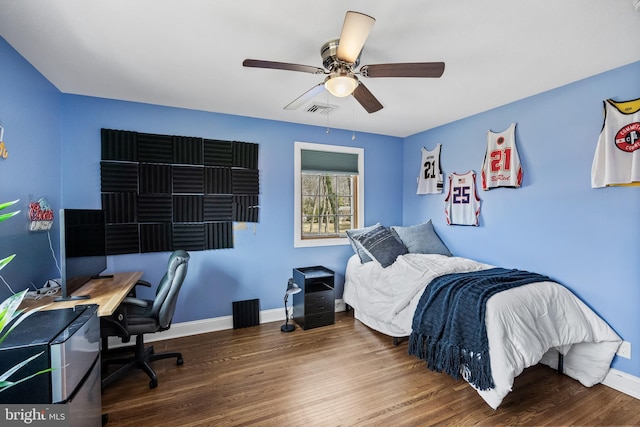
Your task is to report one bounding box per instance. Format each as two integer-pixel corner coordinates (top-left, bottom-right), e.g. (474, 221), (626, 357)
(342, 222), (622, 409)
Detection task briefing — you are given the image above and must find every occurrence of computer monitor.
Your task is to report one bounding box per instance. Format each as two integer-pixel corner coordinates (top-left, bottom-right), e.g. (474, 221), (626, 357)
(56, 208), (108, 301)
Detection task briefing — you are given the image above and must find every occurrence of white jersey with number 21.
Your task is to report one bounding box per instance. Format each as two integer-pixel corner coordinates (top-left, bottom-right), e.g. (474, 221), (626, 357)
(417, 144), (444, 194)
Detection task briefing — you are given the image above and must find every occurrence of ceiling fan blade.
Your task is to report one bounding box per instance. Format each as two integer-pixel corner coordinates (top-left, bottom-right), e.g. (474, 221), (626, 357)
(243, 59), (326, 75)
(284, 83), (326, 110)
(352, 82), (383, 114)
(336, 11), (376, 64)
(360, 62), (445, 78)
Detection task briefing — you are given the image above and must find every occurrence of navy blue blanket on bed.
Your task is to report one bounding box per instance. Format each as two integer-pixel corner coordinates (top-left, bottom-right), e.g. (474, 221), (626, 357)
(407, 267), (550, 390)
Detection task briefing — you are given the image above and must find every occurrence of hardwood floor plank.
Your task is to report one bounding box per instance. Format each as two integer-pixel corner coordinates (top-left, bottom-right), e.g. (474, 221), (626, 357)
(102, 313), (640, 426)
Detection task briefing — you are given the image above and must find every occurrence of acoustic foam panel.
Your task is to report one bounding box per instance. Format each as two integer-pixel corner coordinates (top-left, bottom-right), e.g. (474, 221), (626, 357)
(101, 129), (258, 255)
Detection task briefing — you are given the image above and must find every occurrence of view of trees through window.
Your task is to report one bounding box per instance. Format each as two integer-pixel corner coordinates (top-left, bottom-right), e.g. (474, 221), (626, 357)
(301, 173), (356, 238)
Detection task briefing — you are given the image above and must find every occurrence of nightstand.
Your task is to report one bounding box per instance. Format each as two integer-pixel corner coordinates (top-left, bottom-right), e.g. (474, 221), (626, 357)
(292, 266), (335, 330)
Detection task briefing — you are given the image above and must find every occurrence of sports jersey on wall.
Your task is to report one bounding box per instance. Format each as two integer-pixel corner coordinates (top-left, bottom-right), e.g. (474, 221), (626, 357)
(444, 171), (481, 226)
(591, 97), (640, 188)
(417, 144), (444, 194)
(481, 122), (523, 190)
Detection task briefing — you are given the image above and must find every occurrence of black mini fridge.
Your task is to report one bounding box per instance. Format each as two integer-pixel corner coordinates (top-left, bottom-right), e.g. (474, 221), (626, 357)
(0, 304), (101, 426)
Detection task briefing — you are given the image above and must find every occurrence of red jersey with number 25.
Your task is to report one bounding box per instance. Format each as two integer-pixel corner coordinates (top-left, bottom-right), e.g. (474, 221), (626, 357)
(481, 123), (523, 190)
(445, 171), (481, 226)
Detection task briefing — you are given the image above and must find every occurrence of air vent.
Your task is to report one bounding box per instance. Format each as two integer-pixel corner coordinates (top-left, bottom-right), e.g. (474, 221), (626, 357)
(305, 103), (337, 115)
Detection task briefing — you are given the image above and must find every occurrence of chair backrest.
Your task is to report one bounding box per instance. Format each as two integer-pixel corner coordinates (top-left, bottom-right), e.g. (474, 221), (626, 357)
(151, 249), (190, 329)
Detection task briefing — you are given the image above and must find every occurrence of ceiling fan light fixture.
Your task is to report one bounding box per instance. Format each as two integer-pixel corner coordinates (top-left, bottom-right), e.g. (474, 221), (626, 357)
(337, 11), (376, 63)
(324, 74), (358, 97)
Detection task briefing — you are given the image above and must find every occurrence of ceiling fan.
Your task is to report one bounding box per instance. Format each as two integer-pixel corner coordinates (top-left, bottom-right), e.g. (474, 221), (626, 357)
(243, 11), (445, 114)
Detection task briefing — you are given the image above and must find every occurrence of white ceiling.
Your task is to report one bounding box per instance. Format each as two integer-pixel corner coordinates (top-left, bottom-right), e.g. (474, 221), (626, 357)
(1, 1), (639, 138)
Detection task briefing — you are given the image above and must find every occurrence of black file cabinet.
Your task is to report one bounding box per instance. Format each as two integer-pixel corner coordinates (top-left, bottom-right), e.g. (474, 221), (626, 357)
(292, 266), (335, 330)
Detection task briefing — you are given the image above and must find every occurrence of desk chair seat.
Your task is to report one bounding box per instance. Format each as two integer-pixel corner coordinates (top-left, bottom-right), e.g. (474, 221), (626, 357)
(101, 249), (190, 389)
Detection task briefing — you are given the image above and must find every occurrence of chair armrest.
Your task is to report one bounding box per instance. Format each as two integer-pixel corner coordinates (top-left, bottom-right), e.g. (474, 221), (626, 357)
(136, 280), (152, 288)
(122, 297), (149, 307)
(127, 279), (153, 298)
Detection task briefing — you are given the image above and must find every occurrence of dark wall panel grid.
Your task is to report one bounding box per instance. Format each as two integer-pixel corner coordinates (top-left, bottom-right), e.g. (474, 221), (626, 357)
(101, 129), (259, 255)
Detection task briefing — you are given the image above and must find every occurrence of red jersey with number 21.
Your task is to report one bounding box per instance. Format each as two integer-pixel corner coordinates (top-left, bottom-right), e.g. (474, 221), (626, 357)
(481, 122), (523, 190)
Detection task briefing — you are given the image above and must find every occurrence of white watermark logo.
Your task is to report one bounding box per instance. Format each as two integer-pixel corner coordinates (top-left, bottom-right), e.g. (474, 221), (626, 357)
(2, 405), (68, 426)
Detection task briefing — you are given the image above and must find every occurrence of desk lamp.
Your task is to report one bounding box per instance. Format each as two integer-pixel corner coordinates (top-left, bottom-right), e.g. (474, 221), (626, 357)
(281, 278), (301, 332)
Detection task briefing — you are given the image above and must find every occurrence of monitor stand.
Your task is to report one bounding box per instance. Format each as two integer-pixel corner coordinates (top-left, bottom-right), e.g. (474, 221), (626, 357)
(54, 294), (91, 302)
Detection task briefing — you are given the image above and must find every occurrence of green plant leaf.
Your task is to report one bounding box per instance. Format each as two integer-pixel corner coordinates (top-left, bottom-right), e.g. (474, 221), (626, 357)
(0, 199), (19, 224)
(0, 200), (19, 273)
(0, 290), (49, 346)
(0, 211), (20, 223)
(0, 289), (27, 336)
(0, 351), (45, 382)
(0, 254), (16, 272)
(0, 199), (19, 211)
(0, 303), (49, 347)
(0, 351), (54, 393)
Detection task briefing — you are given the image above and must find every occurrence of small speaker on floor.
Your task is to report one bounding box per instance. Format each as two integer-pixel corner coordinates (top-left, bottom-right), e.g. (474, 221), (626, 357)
(232, 298), (260, 329)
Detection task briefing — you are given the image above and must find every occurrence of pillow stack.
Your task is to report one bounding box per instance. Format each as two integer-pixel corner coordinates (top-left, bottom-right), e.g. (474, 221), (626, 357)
(346, 220), (452, 268)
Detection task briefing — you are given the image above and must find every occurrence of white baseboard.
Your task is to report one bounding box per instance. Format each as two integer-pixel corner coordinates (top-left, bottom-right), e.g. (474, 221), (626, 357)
(603, 368), (640, 400)
(108, 301), (640, 403)
(108, 299), (346, 347)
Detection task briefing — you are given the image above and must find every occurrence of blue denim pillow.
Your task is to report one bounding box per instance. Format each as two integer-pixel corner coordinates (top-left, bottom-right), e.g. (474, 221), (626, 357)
(390, 220), (452, 256)
(355, 224), (408, 268)
(345, 223), (380, 263)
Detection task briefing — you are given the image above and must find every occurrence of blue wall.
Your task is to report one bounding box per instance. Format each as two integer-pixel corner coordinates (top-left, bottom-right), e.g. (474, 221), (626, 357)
(402, 61), (640, 375)
(0, 37), (62, 292)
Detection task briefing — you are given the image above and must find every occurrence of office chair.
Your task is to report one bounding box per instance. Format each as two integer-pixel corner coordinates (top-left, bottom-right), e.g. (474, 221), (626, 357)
(100, 249), (190, 389)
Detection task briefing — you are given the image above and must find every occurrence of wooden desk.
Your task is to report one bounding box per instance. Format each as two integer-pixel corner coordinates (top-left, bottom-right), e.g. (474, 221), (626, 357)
(21, 271), (143, 317)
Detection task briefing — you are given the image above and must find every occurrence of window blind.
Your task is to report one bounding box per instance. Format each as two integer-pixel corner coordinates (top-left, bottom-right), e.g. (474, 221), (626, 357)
(301, 149), (359, 174)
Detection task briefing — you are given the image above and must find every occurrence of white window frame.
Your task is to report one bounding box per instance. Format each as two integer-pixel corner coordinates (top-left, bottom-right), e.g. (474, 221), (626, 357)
(294, 141), (364, 248)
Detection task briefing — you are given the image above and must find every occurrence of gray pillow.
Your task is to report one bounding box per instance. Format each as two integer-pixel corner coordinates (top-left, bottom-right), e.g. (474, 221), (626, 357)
(345, 223), (380, 263)
(354, 224), (408, 268)
(390, 220), (453, 256)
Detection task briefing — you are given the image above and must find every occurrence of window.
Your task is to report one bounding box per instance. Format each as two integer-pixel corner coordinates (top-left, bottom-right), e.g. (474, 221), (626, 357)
(294, 142), (364, 248)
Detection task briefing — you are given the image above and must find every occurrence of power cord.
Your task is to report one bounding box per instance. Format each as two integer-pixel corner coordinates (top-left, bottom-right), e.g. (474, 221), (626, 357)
(47, 230), (62, 277)
(1, 230), (62, 296)
(24, 285), (59, 300)
(0, 274), (18, 294)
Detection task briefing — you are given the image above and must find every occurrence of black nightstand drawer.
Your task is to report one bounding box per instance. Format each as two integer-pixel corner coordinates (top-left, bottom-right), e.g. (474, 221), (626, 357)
(304, 311), (335, 330)
(292, 266), (335, 330)
(305, 285), (333, 314)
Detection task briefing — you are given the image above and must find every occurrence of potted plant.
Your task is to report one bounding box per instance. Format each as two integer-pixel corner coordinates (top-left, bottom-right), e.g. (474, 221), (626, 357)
(0, 199), (52, 393)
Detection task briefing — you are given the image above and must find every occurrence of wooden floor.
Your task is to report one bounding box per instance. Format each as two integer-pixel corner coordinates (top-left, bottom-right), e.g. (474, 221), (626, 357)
(102, 312), (640, 426)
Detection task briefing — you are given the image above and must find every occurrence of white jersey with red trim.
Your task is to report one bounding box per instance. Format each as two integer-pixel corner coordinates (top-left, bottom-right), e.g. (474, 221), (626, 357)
(481, 123), (523, 190)
(591, 97), (640, 188)
(444, 171), (481, 226)
(417, 144), (444, 194)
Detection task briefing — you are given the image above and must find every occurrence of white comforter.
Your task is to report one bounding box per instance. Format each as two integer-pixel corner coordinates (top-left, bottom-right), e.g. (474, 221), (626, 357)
(343, 253), (622, 409)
